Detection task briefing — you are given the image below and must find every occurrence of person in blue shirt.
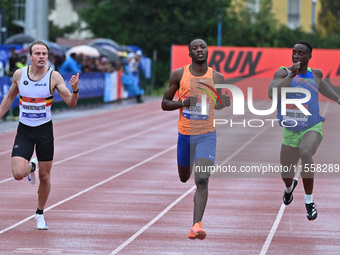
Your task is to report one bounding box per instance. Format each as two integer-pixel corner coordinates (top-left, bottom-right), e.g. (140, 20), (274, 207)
(121, 56), (144, 103)
(59, 53), (81, 74)
(268, 41), (340, 221)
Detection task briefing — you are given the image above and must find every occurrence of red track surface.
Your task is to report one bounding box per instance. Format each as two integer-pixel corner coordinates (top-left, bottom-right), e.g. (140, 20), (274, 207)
(0, 98), (339, 255)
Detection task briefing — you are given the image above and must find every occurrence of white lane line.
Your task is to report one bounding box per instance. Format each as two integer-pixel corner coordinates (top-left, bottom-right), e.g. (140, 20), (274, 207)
(0, 120), (175, 183)
(0, 144), (177, 235)
(260, 172), (301, 255)
(55, 110), (159, 140)
(109, 185), (196, 255)
(0, 110), (160, 156)
(109, 125), (270, 254)
(260, 101), (331, 254)
(218, 125), (270, 166)
(0, 149), (12, 156)
(259, 203), (286, 255)
(220, 124), (278, 255)
(0, 177), (13, 184)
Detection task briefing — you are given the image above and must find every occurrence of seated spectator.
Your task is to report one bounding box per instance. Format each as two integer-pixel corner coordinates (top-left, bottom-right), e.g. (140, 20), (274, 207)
(59, 53), (82, 74)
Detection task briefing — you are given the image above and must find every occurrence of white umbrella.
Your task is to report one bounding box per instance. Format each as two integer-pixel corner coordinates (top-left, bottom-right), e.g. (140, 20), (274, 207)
(66, 45), (100, 57)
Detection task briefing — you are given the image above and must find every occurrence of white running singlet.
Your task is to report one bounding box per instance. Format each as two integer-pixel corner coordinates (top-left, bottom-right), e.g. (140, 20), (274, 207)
(18, 66), (54, 127)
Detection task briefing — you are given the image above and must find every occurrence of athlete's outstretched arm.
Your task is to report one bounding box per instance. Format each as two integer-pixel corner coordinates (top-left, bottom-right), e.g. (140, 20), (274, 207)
(313, 69), (340, 103)
(161, 68), (197, 111)
(53, 72), (79, 107)
(161, 69), (181, 111)
(0, 69), (20, 119)
(319, 80), (340, 102)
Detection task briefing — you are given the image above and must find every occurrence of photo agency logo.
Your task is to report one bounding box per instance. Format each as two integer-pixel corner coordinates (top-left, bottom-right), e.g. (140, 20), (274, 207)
(197, 81), (223, 115)
(183, 80), (223, 120)
(200, 84), (312, 128)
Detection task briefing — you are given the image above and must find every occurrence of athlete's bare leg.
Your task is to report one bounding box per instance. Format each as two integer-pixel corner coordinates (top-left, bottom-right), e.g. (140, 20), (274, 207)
(192, 158), (211, 225)
(11, 156), (32, 180)
(37, 161), (52, 210)
(280, 144), (300, 187)
(299, 131), (322, 195)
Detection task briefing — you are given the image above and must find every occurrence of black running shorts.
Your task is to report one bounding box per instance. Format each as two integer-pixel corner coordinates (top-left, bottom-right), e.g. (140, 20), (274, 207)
(12, 121), (54, 161)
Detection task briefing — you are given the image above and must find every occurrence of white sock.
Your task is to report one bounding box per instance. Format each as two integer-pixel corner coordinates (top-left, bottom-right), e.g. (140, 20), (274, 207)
(305, 194), (313, 204)
(285, 181), (295, 193)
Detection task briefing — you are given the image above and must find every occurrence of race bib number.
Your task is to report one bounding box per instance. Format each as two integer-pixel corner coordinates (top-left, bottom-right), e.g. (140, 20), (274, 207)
(282, 104), (308, 127)
(182, 103), (209, 120)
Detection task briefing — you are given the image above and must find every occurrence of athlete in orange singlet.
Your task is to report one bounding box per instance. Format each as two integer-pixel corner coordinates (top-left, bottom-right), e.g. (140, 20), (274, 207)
(162, 38), (230, 239)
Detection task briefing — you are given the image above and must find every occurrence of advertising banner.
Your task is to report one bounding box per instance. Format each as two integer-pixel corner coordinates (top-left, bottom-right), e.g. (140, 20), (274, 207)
(171, 45), (340, 100)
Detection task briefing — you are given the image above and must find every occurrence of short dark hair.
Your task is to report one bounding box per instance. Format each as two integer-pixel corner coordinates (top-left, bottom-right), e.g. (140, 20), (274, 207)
(296, 41), (312, 54)
(29, 40), (49, 55)
(188, 38), (206, 51)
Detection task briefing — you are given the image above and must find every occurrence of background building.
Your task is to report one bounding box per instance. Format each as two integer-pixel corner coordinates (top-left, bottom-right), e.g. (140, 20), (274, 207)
(272, 0), (320, 32)
(233, 0), (321, 33)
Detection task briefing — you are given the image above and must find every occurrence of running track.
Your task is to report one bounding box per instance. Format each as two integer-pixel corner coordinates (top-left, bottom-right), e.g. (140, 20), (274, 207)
(0, 98), (339, 255)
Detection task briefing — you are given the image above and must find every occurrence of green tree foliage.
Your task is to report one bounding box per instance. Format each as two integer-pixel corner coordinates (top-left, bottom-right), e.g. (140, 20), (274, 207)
(318, 0), (340, 36)
(49, 21), (81, 42)
(79, 0), (231, 88)
(0, 0), (67, 42)
(0, 0), (24, 38)
(223, 0), (279, 47)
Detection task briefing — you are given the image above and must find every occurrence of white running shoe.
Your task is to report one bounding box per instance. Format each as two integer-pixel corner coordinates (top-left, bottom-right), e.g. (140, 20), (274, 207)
(35, 214), (48, 230)
(28, 158), (38, 185)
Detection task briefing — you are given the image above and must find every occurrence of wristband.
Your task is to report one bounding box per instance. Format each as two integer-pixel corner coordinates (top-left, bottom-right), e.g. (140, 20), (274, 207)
(73, 88), (79, 94)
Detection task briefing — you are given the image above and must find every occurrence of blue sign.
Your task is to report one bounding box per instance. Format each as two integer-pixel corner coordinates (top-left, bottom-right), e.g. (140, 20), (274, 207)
(53, 72), (105, 102)
(0, 76), (19, 109)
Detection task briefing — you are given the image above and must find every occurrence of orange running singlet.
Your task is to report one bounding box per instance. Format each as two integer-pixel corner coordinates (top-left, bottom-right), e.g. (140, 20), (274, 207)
(178, 65), (217, 135)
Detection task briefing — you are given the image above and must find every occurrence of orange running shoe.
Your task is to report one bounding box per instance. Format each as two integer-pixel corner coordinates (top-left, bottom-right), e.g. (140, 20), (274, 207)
(188, 221), (206, 240)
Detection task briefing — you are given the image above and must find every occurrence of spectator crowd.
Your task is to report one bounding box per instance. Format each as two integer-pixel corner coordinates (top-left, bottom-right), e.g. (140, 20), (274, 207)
(3, 47), (124, 76)
(1, 42), (146, 103)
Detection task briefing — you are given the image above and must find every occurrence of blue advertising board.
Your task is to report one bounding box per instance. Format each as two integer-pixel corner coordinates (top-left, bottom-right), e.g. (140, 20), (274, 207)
(53, 72), (105, 102)
(0, 76), (19, 109)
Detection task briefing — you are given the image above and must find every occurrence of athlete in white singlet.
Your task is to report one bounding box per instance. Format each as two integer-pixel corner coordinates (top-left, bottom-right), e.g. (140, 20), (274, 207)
(0, 41), (80, 230)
